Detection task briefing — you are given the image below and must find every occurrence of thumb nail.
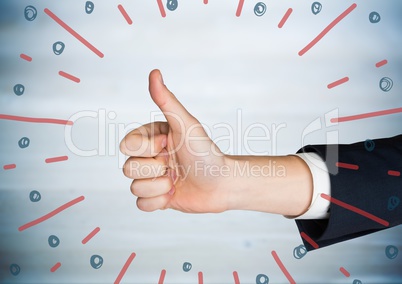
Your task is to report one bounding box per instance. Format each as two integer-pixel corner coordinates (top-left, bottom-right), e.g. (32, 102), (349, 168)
(159, 71), (164, 85)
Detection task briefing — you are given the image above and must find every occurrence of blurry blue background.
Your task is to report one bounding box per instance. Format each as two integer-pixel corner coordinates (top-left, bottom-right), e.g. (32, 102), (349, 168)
(1, 0), (401, 283)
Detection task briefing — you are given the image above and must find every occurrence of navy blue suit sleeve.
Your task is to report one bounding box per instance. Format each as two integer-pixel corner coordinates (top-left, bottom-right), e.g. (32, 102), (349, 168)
(295, 134), (402, 251)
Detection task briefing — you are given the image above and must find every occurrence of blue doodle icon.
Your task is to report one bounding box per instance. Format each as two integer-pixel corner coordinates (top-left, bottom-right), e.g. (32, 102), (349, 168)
(182, 262), (192, 272)
(10, 264), (21, 276)
(18, 137), (30, 149)
(311, 2), (322, 15)
(254, 2), (267, 17)
(53, 41), (65, 55)
(166, 0), (178, 11)
(13, 84), (25, 96)
(293, 244), (307, 259)
(353, 280), (363, 284)
(90, 255), (103, 269)
(85, 1), (95, 14)
(48, 235), (60, 248)
(388, 196), (400, 211)
(369, 11), (381, 23)
(256, 274), (269, 284)
(385, 245), (399, 259)
(379, 77), (393, 92)
(29, 190), (41, 202)
(364, 139), (375, 152)
(24, 5), (37, 21)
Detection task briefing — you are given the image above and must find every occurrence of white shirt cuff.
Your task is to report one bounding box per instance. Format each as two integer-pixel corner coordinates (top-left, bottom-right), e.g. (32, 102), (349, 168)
(289, 152), (331, 219)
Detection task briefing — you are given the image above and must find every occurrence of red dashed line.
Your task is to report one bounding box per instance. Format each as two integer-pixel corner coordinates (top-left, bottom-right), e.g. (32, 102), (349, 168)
(82, 227), (101, 244)
(0, 114), (73, 125)
(233, 271), (240, 284)
(328, 77), (349, 89)
(375, 59), (388, 68)
(388, 170), (400, 177)
(50, 262), (61, 272)
(331, 107), (402, 123)
(336, 162), (359, 170)
(157, 0), (166, 17)
(118, 4), (133, 25)
(299, 3), (357, 56)
(339, 267), (350, 277)
(236, 0), (245, 17)
(3, 164), (16, 170)
(114, 253), (136, 284)
(321, 193), (389, 227)
(20, 53), (32, 62)
(158, 269), (166, 284)
(18, 196), (85, 231)
(271, 251), (296, 284)
(45, 156), (68, 164)
(300, 232), (319, 249)
(59, 71), (80, 83)
(278, 8), (293, 28)
(198, 272), (204, 284)
(44, 8), (104, 58)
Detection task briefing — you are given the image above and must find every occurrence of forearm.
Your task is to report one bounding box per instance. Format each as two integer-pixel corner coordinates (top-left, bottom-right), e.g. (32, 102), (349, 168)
(223, 155), (313, 216)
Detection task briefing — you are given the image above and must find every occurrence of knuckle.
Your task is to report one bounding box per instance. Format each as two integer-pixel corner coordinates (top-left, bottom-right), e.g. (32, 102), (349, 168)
(119, 137), (129, 154)
(130, 182), (140, 196)
(136, 198), (145, 211)
(158, 176), (172, 191)
(122, 162), (131, 177)
(123, 159), (140, 178)
(124, 134), (150, 157)
(136, 198), (153, 212)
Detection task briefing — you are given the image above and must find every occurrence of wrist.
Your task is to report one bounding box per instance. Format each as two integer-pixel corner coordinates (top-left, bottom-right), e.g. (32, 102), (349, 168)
(223, 155), (313, 216)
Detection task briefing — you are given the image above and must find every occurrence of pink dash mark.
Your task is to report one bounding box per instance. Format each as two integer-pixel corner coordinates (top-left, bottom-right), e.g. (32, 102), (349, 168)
(271, 251), (296, 284)
(376, 59), (388, 68)
(198, 272), (204, 284)
(330, 107), (402, 123)
(44, 8), (104, 58)
(236, 0), (245, 17)
(336, 162), (359, 170)
(45, 156), (68, 164)
(299, 3), (357, 56)
(278, 8), (293, 28)
(59, 71), (80, 83)
(388, 170), (401, 177)
(0, 114), (73, 125)
(233, 271), (240, 284)
(158, 269), (166, 284)
(321, 193), (389, 227)
(114, 253), (136, 284)
(118, 4), (133, 25)
(50, 262), (61, 272)
(300, 232), (319, 249)
(18, 196), (85, 231)
(20, 53), (32, 62)
(204, 0), (208, 4)
(328, 76), (349, 89)
(3, 164), (16, 170)
(82, 227), (101, 244)
(157, 0), (166, 17)
(339, 267), (350, 277)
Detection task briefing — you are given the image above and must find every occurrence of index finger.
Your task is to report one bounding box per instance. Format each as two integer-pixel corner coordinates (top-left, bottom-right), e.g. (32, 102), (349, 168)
(120, 121), (169, 157)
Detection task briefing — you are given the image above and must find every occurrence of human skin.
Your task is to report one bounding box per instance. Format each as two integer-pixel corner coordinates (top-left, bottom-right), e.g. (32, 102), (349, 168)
(120, 70), (313, 217)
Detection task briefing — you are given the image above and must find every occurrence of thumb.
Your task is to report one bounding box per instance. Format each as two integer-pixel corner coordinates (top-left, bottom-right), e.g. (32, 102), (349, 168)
(149, 69), (196, 131)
